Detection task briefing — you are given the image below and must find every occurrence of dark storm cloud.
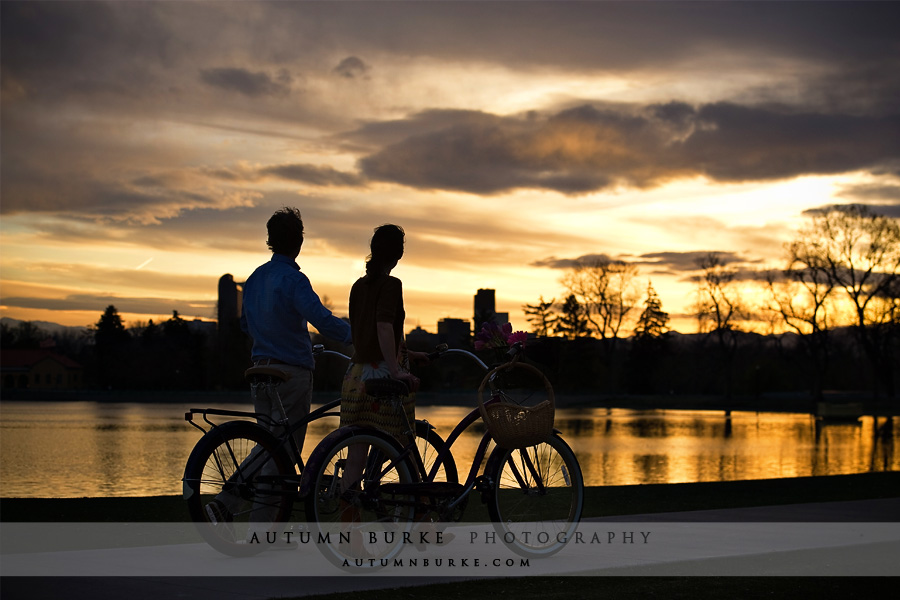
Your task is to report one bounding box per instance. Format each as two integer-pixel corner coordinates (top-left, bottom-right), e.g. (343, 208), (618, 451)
(831, 183), (900, 218)
(275, 1), (899, 79)
(333, 56), (371, 79)
(0, 1), (181, 104)
(634, 251), (752, 272)
(530, 254), (615, 269)
(353, 102), (900, 196)
(532, 251), (766, 281)
(199, 67), (292, 97)
(6, 2), (896, 108)
(3, 1), (899, 222)
(802, 201), (900, 221)
(636, 252), (769, 284)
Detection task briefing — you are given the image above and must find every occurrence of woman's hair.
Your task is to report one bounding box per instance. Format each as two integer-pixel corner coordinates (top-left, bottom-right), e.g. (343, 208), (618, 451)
(266, 207), (304, 255)
(365, 224), (405, 278)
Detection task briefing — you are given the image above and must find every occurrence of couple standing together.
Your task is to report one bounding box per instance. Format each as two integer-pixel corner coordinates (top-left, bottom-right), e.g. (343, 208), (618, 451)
(207, 206), (424, 530)
(241, 207), (429, 450)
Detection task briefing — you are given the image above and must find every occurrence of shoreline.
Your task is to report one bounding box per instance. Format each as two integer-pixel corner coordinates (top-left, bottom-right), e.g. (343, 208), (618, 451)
(3, 388), (897, 417)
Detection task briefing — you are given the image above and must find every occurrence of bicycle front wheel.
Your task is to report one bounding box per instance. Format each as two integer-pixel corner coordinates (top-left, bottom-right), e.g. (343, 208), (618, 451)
(183, 420), (295, 557)
(483, 433), (583, 558)
(415, 420), (458, 484)
(303, 427), (417, 569)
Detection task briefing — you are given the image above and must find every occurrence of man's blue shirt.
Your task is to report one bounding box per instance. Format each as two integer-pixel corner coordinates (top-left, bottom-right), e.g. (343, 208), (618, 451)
(241, 254), (352, 369)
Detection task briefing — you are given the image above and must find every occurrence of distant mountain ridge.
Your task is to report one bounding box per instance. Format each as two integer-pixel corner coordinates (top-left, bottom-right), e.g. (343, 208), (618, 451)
(0, 317), (90, 336)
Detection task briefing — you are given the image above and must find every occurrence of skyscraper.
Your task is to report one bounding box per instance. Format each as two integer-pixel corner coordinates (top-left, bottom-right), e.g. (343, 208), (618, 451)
(474, 288), (508, 327)
(217, 274), (243, 328)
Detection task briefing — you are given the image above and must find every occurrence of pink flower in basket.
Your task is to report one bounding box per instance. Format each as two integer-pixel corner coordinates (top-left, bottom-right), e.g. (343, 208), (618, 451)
(474, 321), (527, 350)
(507, 330), (528, 346)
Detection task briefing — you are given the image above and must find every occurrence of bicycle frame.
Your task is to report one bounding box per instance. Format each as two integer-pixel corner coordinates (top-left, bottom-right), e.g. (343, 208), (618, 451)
(376, 347), (526, 514)
(392, 343), (568, 516)
(299, 342), (582, 565)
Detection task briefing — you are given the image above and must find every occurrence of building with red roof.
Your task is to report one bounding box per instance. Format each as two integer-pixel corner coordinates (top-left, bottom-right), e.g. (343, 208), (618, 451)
(1, 350), (84, 390)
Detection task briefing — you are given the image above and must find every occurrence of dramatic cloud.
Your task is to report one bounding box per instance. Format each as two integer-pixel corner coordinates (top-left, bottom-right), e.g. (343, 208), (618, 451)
(199, 67), (292, 97)
(333, 56), (371, 80)
(633, 251), (750, 273)
(530, 254), (615, 270)
(3, 1), (899, 329)
(802, 201), (900, 221)
(532, 251), (761, 274)
(354, 103), (900, 196)
(831, 182), (900, 218)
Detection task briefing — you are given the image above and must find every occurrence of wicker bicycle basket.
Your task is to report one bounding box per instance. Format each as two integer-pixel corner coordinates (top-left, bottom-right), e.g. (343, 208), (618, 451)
(477, 361), (555, 449)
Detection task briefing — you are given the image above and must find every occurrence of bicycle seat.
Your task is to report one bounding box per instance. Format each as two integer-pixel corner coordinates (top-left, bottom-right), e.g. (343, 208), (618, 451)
(244, 366), (292, 382)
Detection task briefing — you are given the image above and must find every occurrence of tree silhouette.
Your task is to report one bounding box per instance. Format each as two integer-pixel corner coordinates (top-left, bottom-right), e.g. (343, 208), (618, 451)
(561, 258), (640, 343)
(94, 305), (131, 388)
(0, 321), (43, 349)
(790, 204), (900, 401)
(561, 258), (640, 392)
(695, 253), (745, 401)
(556, 294), (589, 340)
(634, 283), (670, 341)
(523, 296), (557, 337)
(765, 263), (835, 404)
(626, 283), (672, 393)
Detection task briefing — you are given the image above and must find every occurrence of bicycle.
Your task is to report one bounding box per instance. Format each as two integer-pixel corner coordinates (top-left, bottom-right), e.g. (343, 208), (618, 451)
(181, 345), (455, 557)
(300, 342), (584, 567)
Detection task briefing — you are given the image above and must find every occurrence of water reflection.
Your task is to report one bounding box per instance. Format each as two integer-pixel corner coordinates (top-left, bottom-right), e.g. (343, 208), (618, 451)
(0, 401), (897, 498)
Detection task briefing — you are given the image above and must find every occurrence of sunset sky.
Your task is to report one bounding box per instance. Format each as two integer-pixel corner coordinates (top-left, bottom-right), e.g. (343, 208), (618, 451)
(2, 1), (899, 336)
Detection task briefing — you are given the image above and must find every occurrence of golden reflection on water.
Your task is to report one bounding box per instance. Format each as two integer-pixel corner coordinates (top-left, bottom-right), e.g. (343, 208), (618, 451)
(0, 401), (896, 498)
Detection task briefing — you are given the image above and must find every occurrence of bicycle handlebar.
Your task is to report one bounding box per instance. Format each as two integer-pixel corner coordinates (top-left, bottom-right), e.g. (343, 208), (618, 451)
(312, 341), (523, 374)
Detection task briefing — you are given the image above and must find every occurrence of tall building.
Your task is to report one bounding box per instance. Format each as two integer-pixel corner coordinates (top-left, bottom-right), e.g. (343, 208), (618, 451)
(216, 274), (248, 388)
(474, 289), (495, 318)
(474, 288), (508, 327)
(217, 274), (243, 327)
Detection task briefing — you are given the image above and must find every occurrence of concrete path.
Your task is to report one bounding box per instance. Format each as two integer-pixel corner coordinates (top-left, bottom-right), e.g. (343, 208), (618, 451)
(2, 498), (899, 600)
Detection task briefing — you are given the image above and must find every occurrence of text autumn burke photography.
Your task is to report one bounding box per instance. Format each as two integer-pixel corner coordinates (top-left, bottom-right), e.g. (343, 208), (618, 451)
(244, 528), (652, 547)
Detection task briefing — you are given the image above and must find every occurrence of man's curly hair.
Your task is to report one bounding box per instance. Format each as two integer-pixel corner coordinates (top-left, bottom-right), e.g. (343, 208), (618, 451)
(266, 207), (305, 255)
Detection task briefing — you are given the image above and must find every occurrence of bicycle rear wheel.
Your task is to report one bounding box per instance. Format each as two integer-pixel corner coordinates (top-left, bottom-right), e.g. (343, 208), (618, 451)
(303, 427), (416, 569)
(183, 420), (295, 557)
(484, 433), (583, 558)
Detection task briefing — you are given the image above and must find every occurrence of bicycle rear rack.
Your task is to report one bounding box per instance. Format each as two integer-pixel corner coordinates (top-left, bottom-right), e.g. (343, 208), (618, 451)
(184, 407), (277, 435)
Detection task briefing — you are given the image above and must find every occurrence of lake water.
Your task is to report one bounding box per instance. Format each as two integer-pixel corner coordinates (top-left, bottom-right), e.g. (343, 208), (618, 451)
(1, 399), (896, 498)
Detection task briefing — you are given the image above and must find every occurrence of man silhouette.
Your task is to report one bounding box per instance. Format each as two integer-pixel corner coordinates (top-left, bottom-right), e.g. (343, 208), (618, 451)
(206, 207), (352, 535)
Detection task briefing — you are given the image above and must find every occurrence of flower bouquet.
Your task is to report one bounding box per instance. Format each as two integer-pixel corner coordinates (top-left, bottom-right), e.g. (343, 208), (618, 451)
(474, 321), (528, 363)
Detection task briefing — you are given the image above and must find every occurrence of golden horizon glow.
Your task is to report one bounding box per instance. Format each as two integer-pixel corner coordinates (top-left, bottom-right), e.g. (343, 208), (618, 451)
(2, 3), (897, 339)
